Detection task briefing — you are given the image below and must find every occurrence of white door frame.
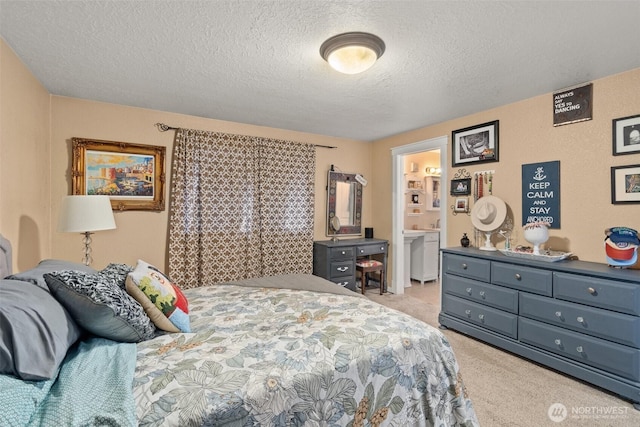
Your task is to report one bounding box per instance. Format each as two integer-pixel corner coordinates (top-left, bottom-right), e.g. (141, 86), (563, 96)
(390, 136), (448, 294)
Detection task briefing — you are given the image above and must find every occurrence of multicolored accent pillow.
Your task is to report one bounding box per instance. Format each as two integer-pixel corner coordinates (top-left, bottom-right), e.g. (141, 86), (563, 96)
(125, 260), (190, 333)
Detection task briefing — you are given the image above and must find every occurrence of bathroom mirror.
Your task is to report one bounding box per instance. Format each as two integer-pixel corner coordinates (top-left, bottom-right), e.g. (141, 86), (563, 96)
(327, 170), (362, 238)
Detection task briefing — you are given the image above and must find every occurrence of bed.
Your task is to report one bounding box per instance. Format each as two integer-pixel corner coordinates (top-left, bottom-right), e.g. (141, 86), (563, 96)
(0, 237), (479, 426)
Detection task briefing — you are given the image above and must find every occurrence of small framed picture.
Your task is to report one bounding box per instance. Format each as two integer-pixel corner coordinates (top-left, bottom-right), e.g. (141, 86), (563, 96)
(611, 164), (640, 204)
(613, 114), (640, 155)
(411, 194), (419, 204)
(454, 197), (469, 212)
(452, 120), (499, 166)
(450, 178), (472, 196)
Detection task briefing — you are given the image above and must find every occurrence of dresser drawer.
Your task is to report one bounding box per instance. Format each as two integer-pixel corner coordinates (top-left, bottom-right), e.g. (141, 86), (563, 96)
(356, 243), (387, 256)
(444, 273), (518, 313)
(330, 247), (354, 260)
(491, 262), (552, 296)
(442, 253), (490, 282)
(519, 293), (640, 348)
(519, 318), (640, 381)
(554, 272), (640, 315)
(329, 261), (353, 279)
(442, 294), (518, 338)
(332, 276), (356, 291)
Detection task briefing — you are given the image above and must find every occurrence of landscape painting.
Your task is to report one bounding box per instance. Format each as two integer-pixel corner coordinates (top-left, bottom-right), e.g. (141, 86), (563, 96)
(71, 138), (166, 211)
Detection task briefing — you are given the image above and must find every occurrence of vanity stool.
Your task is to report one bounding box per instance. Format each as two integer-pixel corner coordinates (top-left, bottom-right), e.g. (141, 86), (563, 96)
(355, 259), (384, 295)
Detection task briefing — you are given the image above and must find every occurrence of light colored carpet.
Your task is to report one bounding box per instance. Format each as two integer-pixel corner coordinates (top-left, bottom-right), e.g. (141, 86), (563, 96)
(366, 290), (640, 427)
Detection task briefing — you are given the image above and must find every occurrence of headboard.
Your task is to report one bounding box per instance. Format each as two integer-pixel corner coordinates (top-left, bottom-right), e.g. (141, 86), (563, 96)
(0, 234), (12, 278)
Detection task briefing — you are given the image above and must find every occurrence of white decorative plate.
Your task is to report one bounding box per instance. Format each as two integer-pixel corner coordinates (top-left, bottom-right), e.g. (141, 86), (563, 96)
(499, 249), (572, 262)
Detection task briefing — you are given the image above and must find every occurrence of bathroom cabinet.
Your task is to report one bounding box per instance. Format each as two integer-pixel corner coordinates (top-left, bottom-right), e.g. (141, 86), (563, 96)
(409, 230), (440, 283)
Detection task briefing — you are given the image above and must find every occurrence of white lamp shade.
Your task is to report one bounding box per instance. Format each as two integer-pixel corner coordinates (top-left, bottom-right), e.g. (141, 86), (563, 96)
(58, 195), (116, 233)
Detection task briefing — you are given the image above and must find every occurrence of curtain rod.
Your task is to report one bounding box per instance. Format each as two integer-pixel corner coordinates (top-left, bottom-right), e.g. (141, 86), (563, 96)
(154, 123), (336, 149)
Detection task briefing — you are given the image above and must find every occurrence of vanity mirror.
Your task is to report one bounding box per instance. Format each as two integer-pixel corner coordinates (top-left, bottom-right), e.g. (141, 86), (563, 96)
(327, 170), (362, 239)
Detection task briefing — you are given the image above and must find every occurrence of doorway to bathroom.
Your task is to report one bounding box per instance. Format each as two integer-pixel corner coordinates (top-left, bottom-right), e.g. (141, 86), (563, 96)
(390, 136), (448, 295)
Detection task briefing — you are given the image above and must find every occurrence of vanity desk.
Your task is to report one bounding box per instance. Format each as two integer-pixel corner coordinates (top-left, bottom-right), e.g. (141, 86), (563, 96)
(313, 238), (388, 293)
(439, 247), (640, 407)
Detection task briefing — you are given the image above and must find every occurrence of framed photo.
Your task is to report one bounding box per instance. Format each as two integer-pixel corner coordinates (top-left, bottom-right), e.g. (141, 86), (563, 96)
(71, 137), (166, 211)
(613, 114), (640, 155)
(454, 197), (469, 213)
(411, 194), (420, 204)
(452, 120), (499, 166)
(611, 164), (640, 204)
(450, 177), (472, 196)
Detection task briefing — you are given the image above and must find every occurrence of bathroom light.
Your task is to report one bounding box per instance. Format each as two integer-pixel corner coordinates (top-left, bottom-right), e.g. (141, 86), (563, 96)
(320, 32), (385, 74)
(426, 167), (442, 175)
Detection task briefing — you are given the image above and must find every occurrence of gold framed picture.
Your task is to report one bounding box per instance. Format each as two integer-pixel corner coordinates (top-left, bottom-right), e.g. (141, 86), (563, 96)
(71, 137), (166, 211)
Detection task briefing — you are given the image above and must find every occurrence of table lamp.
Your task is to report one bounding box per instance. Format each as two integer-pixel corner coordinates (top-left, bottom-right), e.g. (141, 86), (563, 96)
(58, 195), (116, 266)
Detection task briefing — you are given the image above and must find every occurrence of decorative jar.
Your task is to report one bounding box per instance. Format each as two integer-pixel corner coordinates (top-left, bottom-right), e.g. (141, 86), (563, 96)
(460, 233), (470, 247)
(523, 222), (550, 255)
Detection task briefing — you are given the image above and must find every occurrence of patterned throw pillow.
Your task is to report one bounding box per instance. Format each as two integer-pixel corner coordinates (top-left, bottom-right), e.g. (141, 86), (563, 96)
(125, 260), (190, 333)
(44, 266), (156, 343)
(99, 263), (134, 289)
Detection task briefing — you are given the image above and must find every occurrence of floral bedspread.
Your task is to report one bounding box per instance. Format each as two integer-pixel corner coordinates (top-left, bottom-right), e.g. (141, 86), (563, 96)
(133, 277), (479, 426)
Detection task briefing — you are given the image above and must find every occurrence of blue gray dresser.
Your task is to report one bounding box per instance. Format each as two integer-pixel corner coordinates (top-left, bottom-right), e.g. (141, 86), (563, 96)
(439, 247), (640, 408)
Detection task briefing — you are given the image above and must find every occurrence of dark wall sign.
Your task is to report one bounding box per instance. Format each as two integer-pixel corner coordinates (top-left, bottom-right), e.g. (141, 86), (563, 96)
(522, 161), (560, 228)
(553, 83), (592, 126)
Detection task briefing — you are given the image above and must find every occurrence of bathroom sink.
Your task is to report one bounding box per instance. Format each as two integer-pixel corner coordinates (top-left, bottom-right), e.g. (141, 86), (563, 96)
(404, 229), (427, 236)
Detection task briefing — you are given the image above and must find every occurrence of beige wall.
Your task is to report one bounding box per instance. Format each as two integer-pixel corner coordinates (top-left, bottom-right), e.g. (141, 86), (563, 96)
(1, 38), (372, 272)
(0, 40), (52, 271)
(48, 99), (372, 270)
(3, 36), (639, 274)
(372, 68), (640, 264)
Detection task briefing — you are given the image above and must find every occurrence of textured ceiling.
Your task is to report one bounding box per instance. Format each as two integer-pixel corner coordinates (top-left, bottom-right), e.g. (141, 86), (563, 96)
(1, 1), (639, 141)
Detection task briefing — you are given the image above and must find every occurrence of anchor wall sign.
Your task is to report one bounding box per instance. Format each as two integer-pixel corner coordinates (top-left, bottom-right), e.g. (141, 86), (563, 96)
(522, 160), (561, 228)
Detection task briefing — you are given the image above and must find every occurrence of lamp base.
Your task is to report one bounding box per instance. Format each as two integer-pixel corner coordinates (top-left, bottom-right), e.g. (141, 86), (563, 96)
(82, 231), (94, 266)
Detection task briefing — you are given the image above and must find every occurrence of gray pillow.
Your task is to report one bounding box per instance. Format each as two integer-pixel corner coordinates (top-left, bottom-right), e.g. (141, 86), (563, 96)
(0, 279), (82, 380)
(44, 270), (156, 343)
(6, 259), (97, 290)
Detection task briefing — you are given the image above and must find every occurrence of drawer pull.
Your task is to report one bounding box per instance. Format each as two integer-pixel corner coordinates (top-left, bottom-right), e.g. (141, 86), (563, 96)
(554, 339), (562, 346)
(380, 246), (384, 250)
(478, 314), (485, 321)
(576, 316), (584, 324)
(576, 346), (584, 353)
(336, 266), (349, 272)
(515, 273), (522, 280)
(479, 291), (486, 298)
(466, 287), (472, 295)
(587, 287), (596, 295)
(461, 263), (468, 270)
(465, 309), (471, 316)
(555, 311), (562, 318)
(341, 251), (346, 255)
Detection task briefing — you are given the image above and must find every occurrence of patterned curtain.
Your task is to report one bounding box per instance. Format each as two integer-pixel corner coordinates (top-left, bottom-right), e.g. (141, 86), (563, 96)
(168, 128), (315, 289)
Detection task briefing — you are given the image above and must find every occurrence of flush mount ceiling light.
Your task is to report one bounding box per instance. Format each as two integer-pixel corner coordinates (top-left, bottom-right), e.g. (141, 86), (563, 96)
(320, 32), (385, 75)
